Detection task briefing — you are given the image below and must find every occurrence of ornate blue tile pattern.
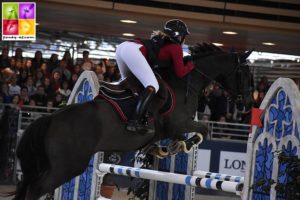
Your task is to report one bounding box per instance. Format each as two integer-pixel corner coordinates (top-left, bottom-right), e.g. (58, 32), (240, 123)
(268, 90), (292, 142)
(76, 79), (94, 102)
(252, 88), (299, 200)
(62, 78), (95, 200)
(276, 141), (298, 199)
(253, 138), (273, 200)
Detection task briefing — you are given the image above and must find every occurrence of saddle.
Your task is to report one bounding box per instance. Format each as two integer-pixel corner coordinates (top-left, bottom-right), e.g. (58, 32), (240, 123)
(97, 76), (175, 122)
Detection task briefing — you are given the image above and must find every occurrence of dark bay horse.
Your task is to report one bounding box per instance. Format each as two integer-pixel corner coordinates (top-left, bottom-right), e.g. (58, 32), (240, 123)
(11, 43), (252, 200)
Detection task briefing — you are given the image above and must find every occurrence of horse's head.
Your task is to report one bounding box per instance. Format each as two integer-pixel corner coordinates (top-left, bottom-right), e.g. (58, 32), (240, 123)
(189, 43), (253, 102)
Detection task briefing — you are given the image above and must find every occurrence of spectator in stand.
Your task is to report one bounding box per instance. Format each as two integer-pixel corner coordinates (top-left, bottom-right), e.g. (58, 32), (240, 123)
(1, 68), (14, 84)
(19, 86), (30, 106)
(43, 77), (55, 98)
(53, 60), (71, 81)
(13, 48), (23, 63)
(9, 58), (16, 74)
(35, 69), (45, 87)
(257, 76), (270, 94)
(8, 76), (21, 96)
(32, 50), (44, 70)
(73, 64), (82, 75)
(58, 80), (71, 101)
(80, 51), (94, 71)
(209, 84), (227, 121)
(50, 71), (62, 93)
(53, 93), (64, 108)
(40, 62), (50, 79)
(32, 85), (48, 107)
(23, 59), (34, 77)
(104, 62), (120, 82)
(69, 73), (78, 90)
(94, 63), (105, 81)
(17, 70), (28, 87)
(0, 83), (11, 103)
(47, 54), (59, 73)
(10, 94), (21, 109)
(13, 60), (23, 76)
(24, 76), (36, 97)
(46, 100), (54, 113)
(62, 50), (74, 72)
(0, 47), (10, 70)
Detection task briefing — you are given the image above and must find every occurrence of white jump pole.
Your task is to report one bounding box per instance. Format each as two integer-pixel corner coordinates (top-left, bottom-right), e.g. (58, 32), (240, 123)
(98, 163), (243, 195)
(193, 170), (244, 183)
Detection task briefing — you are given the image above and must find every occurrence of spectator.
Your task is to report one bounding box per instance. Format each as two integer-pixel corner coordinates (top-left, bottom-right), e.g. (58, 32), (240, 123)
(69, 73), (78, 90)
(0, 47), (10, 70)
(19, 86), (30, 106)
(24, 76), (36, 97)
(53, 60), (71, 81)
(46, 100), (54, 113)
(23, 59), (34, 77)
(10, 94), (21, 109)
(43, 77), (55, 98)
(13, 48), (23, 63)
(104, 63), (119, 82)
(40, 62), (50, 79)
(53, 93), (64, 108)
(209, 84), (227, 121)
(32, 85), (48, 107)
(8, 76), (21, 96)
(94, 64), (105, 81)
(35, 69), (45, 87)
(80, 51), (94, 71)
(50, 71), (62, 93)
(0, 83), (11, 103)
(32, 50), (44, 70)
(58, 80), (71, 101)
(17, 70), (28, 87)
(47, 54), (59, 73)
(257, 76), (270, 93)
(62, 50), (73, 72)
(73, 64), (82, 75)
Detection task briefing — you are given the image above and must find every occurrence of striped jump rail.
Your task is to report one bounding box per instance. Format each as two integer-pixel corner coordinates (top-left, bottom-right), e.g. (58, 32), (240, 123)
(98, 163), (243, 195)
(193, 170), (244, 183)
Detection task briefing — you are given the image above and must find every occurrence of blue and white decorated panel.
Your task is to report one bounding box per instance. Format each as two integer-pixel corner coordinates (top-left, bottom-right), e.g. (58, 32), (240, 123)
(243, 78), (300, 200)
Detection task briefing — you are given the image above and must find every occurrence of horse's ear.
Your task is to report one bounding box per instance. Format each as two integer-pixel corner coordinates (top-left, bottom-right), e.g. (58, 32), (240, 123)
(240, 49), (254, 64)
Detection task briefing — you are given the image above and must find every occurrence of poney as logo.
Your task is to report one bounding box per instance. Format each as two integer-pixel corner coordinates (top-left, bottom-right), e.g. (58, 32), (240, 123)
(2, 2), (36, 41)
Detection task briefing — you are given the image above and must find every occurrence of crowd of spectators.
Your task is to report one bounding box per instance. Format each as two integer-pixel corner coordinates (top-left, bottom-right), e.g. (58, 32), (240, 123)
(0, 47), (121, 111)
(197, 76), (271, 124)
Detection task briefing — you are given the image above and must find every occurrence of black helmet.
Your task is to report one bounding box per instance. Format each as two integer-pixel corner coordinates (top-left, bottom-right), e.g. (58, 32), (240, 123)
(163, 19), (190, 44)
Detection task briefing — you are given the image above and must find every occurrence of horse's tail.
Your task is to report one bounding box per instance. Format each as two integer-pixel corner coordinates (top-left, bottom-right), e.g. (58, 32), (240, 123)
(13, 115), (52, 199)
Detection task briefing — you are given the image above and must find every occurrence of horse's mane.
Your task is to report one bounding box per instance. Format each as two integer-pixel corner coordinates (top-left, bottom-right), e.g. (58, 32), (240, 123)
(189, 43), (225, 58)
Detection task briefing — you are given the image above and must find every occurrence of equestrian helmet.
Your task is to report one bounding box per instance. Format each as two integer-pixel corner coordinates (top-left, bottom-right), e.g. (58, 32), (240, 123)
(164, 19), (190, 43)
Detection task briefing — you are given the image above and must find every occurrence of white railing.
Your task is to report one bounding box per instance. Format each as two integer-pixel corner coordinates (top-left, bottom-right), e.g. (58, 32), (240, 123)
(196, 120), (251, 142)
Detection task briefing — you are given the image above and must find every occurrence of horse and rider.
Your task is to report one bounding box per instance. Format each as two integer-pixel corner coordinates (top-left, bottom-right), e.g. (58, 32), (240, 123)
(5, 18), (253, 200)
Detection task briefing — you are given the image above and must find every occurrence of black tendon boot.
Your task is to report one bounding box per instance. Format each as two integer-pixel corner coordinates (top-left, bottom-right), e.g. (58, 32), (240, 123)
(127, 86), (155, 134)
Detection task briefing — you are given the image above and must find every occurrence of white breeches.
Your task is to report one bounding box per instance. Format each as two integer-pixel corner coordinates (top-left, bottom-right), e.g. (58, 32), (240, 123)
(116, 41), (159, 93)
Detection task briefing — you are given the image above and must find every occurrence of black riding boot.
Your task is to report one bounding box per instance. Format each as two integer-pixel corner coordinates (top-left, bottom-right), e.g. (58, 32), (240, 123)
(127, 86), (155, 134)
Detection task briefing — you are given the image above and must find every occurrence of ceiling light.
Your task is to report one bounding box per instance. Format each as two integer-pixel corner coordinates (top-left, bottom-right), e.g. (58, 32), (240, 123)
(222, 31), (237, 35)
(262, 42), (276, 46)
(212, 42), (223, 46)
(122, 33), (135, 37)
(120, 20), (137, 24)
(36, 23), (40, 26)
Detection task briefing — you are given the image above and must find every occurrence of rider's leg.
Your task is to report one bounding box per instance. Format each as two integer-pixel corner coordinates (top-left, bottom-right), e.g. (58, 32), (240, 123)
(127, 86), (155, 133)
(117, 41), (159, 133)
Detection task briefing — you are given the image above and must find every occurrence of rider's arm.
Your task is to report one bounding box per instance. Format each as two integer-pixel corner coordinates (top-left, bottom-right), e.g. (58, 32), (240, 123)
(168, 44), (194, 78)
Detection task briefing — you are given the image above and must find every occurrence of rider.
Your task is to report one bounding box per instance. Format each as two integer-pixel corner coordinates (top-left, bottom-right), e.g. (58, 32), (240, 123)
(116, 19), (194, 134)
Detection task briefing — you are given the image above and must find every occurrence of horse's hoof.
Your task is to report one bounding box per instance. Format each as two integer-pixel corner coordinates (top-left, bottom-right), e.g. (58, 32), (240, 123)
(182, 133), (203, 153)
(167, 141), (184, 155)
(156, 147), (169, 159)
